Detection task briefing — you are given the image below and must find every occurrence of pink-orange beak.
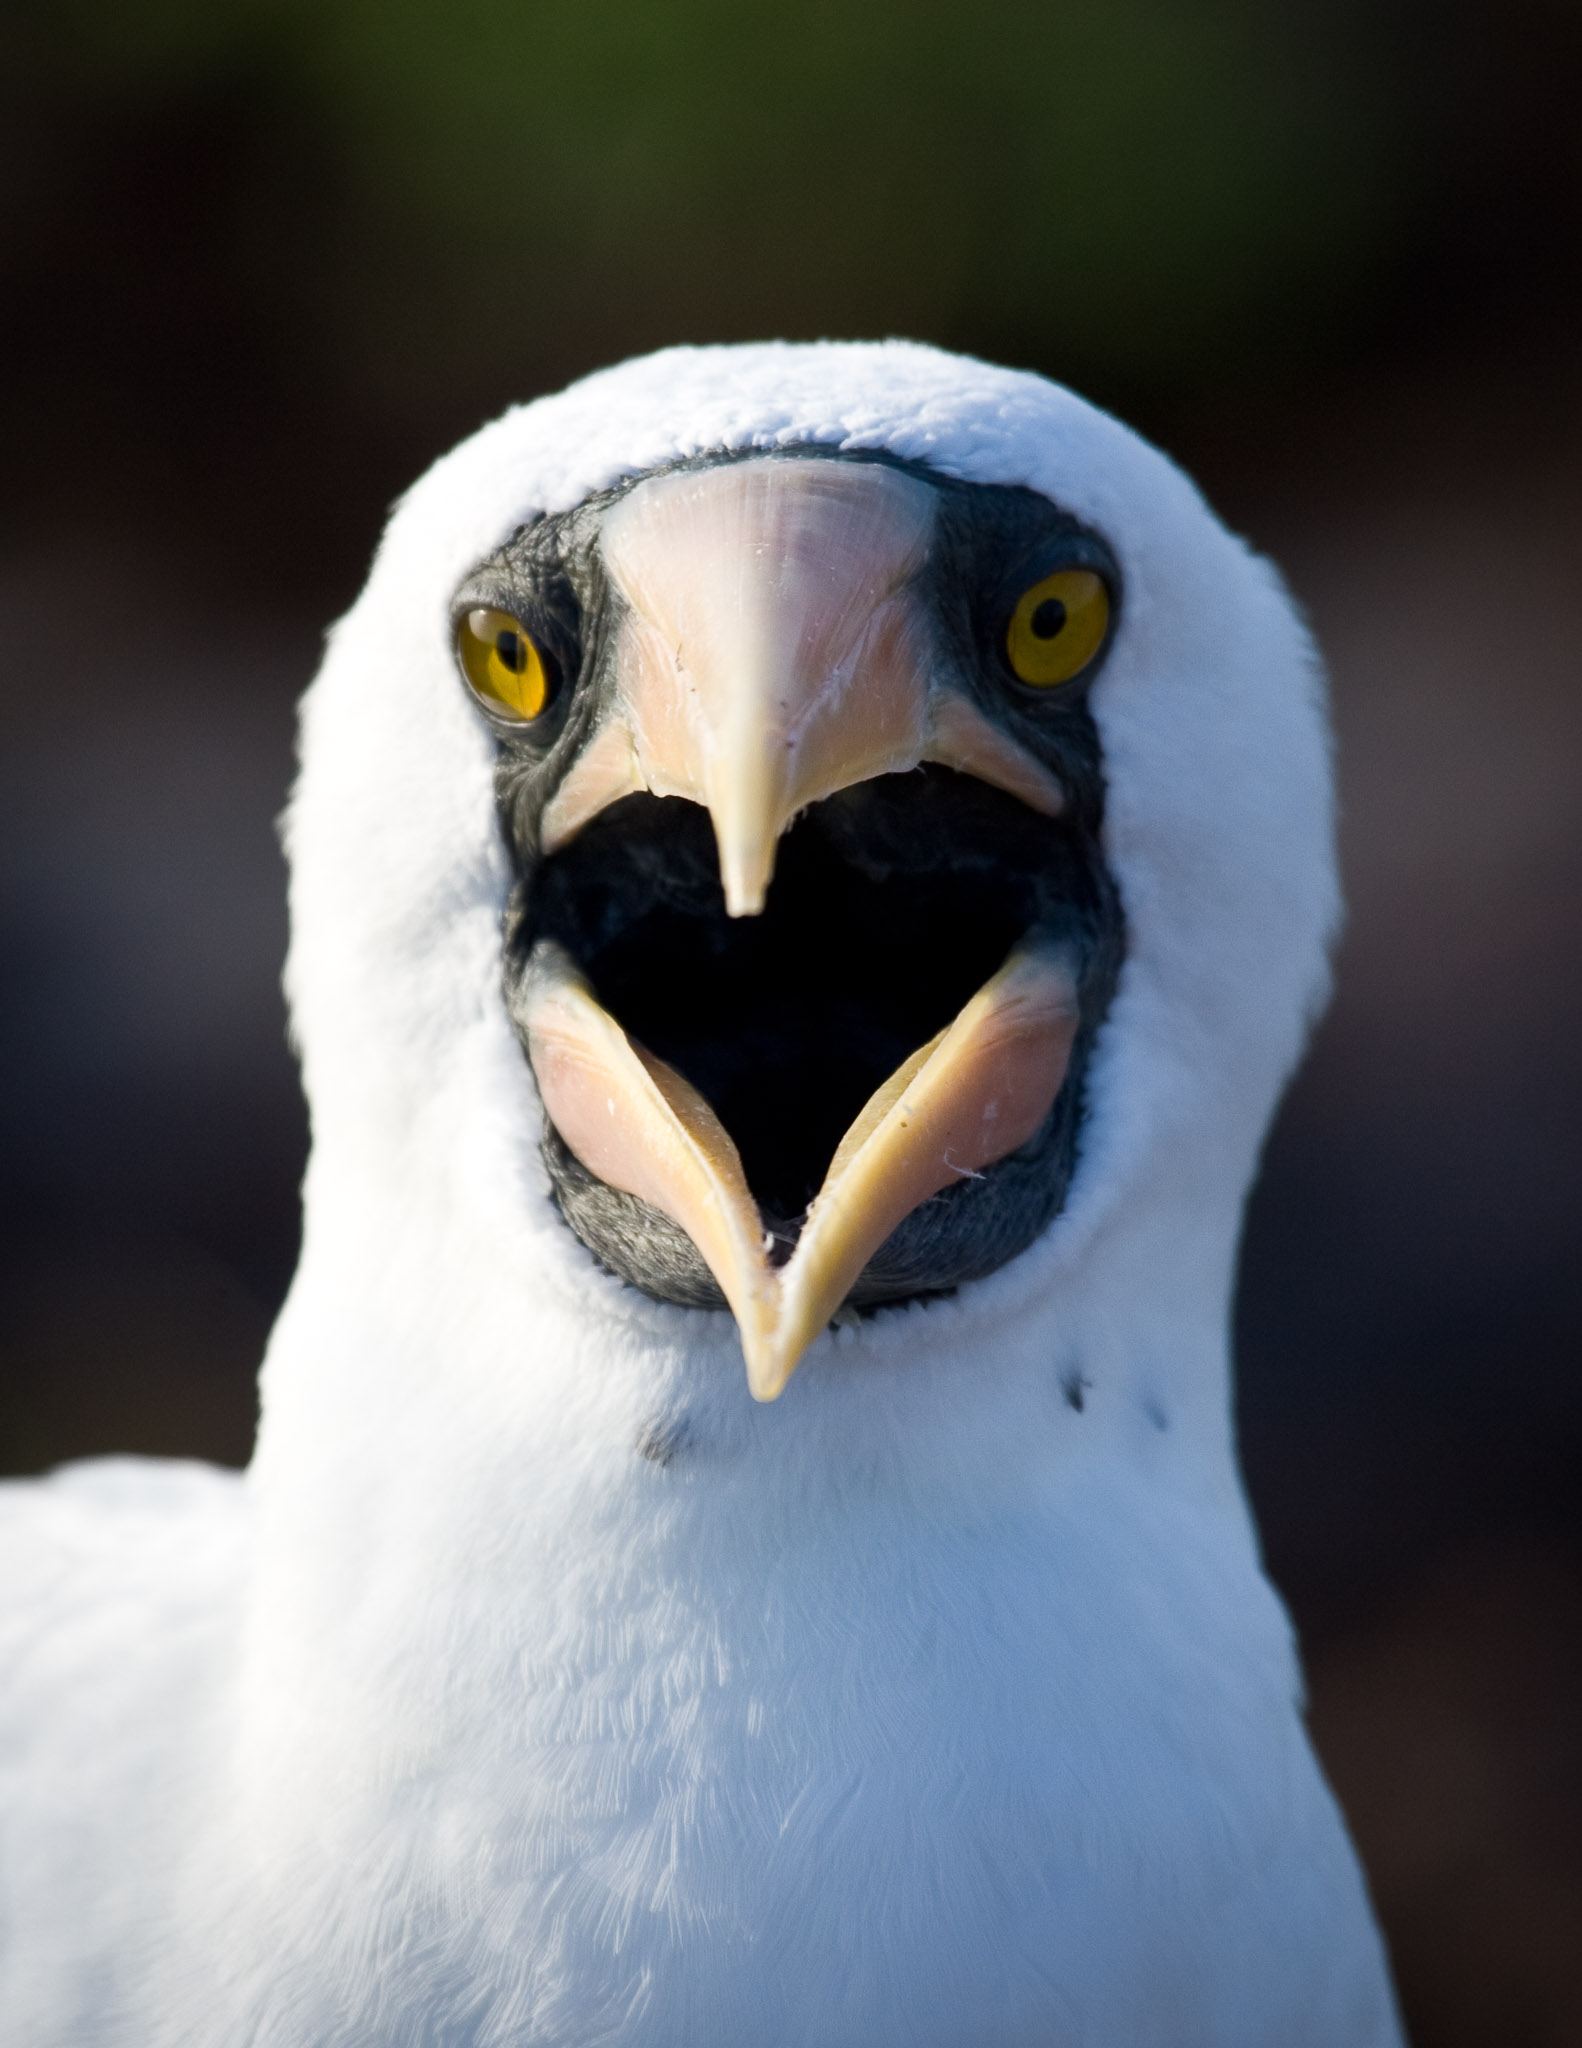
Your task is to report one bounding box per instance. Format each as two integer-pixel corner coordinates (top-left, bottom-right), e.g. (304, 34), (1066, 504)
(525, 457), (1079, 1397)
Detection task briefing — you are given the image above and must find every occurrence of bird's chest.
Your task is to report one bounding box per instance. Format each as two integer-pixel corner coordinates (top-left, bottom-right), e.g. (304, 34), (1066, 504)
(195, 1492), (1370, 2048)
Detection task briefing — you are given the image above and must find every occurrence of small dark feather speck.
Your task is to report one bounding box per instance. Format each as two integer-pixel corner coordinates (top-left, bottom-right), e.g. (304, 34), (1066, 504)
(636, 1419), (688, 1468)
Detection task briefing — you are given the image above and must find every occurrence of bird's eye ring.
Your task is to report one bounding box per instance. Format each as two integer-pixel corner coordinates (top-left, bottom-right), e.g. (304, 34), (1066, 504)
(1005, 570), (1109, 688)
(457, 608), (556, 722)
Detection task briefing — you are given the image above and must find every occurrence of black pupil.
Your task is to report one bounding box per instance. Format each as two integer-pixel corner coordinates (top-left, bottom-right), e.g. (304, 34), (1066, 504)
(1030, 597), (1066, 640)
(496, 628), (527, 673)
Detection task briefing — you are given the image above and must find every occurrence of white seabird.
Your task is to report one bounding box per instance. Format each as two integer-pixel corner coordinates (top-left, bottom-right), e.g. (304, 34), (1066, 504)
(0, 342), (1403, 2046)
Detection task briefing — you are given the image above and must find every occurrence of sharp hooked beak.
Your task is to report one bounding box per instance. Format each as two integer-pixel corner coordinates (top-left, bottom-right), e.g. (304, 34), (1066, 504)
(523, 458), (1080, 1398)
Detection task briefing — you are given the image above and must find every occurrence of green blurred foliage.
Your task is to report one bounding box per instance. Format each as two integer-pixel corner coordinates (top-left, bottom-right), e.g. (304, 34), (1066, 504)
(16, 0), (1405, 408)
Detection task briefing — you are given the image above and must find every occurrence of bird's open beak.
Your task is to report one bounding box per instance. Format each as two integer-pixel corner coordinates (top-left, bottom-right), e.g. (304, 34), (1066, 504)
(524, 458), (1078, 1397)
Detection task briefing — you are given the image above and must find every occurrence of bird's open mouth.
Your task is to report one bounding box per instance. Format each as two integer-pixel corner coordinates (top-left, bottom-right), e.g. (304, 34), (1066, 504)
(512, 769), (1109, 1397)
(471, 450), (1123, 1395)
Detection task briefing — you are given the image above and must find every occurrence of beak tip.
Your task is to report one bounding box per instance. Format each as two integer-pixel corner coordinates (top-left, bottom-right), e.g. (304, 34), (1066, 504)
(711, 790), (783, 918)
(719, 847), (772, 918)
(743, 1342), (797, 1403)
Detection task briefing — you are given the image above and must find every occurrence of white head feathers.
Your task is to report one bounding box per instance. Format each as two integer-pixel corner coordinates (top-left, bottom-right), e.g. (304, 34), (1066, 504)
(276, 338), (1335, 1474)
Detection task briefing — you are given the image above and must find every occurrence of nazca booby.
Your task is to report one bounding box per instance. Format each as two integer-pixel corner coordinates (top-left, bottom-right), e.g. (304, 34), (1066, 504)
(0, 343), (1403, 2046)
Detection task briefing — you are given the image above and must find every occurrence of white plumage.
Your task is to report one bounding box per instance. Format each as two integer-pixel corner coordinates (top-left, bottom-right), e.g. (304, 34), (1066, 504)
(0, 343), (1402, 2045)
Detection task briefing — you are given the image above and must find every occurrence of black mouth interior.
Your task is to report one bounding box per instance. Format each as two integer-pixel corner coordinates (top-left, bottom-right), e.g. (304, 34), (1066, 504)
(526, 767), (1079, 1225)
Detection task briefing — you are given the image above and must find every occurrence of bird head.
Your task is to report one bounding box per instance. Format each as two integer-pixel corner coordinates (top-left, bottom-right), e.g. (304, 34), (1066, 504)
(280, 343), (1336, 1440)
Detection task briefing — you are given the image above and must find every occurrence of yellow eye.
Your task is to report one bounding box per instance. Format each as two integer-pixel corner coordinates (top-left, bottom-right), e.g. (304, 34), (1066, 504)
(1005, 569), (1109, 688)
(457, 608), (554, 721)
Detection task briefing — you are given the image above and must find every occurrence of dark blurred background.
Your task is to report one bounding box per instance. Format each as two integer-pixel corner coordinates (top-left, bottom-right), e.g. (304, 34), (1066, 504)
(2, 3), (1578, 2037)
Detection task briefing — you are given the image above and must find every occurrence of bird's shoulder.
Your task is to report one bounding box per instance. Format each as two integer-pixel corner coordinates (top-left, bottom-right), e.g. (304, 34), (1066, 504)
(0, 1459), (249, 2044)
(0, 1455), (248, 1758)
